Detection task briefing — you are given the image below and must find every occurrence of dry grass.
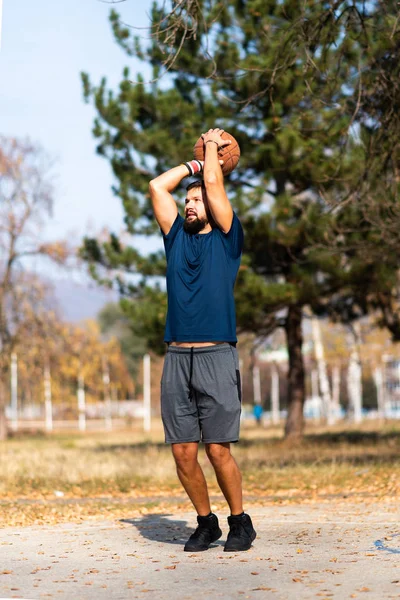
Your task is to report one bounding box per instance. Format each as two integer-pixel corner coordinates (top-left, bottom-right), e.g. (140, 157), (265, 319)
(1, 418), (400, 526)
(0, 425), (179, 498)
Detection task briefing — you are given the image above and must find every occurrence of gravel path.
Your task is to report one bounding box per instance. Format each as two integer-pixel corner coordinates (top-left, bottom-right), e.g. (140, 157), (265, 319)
(1, 500), (399, 599)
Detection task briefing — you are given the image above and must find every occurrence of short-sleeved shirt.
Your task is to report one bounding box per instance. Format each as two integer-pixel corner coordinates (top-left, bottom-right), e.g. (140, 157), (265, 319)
(162, 212), (244, 343)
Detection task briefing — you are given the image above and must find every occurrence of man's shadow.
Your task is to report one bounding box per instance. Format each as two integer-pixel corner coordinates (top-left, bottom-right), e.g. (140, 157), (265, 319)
(120, 513), (224, 548)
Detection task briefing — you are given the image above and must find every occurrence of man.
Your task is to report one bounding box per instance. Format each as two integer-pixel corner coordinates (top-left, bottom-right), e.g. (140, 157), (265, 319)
(149, 128), (256, 553)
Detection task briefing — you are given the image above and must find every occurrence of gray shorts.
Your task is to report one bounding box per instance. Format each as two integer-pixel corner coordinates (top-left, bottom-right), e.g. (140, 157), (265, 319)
(161, 343), (242, 444)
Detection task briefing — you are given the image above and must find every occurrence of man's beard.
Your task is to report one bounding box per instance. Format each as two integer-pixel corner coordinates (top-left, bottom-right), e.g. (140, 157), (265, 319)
(183, 215), (208, 234)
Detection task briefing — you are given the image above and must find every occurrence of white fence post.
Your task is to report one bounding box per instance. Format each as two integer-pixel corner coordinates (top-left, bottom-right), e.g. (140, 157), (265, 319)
(332, 365), (341, 416)
(102, 357), (112, 431)
(44, 362), (53, 432)
(311, 318), (334, 424)
(271, 362), (280, 424)
(77, 373), (86, 432)
(10, 353), (18, 431)
(373, 366), (385, 418)
(347, 325), (363, 424)
(252, 364), (262, 405)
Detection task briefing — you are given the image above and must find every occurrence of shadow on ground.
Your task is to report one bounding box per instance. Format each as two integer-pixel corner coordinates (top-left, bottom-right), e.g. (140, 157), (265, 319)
(120, 513), (224, 548)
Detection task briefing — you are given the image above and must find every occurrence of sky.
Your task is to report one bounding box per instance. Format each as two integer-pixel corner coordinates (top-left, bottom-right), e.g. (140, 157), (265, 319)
(0, 0), (160, 258)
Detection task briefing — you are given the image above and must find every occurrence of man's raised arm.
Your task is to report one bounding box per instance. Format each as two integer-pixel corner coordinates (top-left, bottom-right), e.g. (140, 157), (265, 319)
(202, 128), (233, 234)
(149, 165), (189, 236)
(149, 160), (203, 235)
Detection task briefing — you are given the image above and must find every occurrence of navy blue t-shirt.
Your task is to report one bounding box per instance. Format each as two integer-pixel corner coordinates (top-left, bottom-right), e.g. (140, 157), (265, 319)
(162, 212), (244, 343)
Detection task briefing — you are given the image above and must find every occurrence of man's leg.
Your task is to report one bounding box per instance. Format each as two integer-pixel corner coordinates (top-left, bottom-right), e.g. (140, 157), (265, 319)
(205, 442), (243, 515)
(171, 442), (211, 515)
(206, 442), (256, 552)
(172, 442), (222, 552)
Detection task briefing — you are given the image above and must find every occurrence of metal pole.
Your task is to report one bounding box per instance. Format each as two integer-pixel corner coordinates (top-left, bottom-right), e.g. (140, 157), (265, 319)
(143, 354), (151, 432)
(10, 353), (18, 431)
(44, 362), (53, 432)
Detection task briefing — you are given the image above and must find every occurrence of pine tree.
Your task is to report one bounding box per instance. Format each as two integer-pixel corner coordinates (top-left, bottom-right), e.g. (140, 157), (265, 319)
(81, 1), (399, 437)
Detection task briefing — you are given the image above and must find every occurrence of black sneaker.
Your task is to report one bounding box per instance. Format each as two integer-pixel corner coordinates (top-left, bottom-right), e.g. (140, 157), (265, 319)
(224, 513), (256, 552)
(184, 513), (222, 552)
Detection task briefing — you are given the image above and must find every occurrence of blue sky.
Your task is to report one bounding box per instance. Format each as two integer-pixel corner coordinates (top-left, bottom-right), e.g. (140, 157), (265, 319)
(1, 0), (158, 253)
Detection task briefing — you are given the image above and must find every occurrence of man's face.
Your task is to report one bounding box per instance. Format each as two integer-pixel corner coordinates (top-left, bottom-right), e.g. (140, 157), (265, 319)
(183, 186), (209, 234)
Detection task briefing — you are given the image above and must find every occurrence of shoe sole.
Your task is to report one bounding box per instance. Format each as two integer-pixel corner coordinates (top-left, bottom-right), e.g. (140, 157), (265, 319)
(184, 528), (223, 552)
(223, 529), (257, 552)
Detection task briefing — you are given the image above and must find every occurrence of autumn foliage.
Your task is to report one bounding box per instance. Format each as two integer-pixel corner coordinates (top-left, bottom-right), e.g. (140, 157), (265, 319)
(13, 318), (134, 415)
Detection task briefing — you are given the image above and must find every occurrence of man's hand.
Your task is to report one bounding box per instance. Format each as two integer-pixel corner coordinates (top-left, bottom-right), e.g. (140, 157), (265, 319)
(201, 128), (232, 149)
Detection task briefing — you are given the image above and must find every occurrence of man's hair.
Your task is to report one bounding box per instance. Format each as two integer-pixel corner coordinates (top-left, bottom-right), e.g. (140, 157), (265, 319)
(186, 180), (205, 192)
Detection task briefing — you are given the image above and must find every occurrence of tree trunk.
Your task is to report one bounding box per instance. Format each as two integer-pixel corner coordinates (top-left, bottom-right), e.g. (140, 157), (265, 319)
(284, 305), (305, 439)
(0, 376), (8, 440)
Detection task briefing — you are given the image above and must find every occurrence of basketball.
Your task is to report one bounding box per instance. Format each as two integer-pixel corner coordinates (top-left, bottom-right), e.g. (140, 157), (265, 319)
(193, 131), (240, 176)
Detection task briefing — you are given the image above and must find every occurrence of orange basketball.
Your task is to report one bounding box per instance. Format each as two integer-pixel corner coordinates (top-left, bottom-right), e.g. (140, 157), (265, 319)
(193, 131), (240, 176)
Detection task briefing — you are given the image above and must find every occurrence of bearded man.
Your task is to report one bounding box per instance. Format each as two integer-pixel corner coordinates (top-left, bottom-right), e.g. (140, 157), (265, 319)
(149, 128), (256, 553)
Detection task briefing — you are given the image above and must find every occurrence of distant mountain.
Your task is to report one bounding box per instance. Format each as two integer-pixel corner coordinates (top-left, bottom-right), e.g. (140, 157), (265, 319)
(52, 279), (118, 323)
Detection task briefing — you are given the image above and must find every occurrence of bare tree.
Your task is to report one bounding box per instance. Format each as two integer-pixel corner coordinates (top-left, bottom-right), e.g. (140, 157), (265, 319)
(0, 137), (69, 439)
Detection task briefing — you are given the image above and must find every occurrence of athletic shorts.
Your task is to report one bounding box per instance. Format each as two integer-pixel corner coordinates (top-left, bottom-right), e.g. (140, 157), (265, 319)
(161, 343), (242, 444)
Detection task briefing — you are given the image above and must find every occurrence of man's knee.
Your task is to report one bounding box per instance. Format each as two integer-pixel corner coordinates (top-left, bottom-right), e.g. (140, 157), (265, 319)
(205, 442), (231, 466)
(172, 442), (199, 471)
